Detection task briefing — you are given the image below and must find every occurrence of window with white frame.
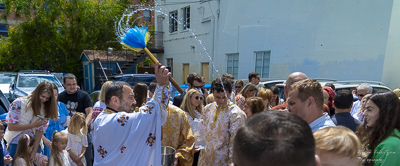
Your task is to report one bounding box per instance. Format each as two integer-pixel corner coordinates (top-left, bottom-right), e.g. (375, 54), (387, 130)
(255, 51), (271, 78)
(182, 6), (190, 30)
(227, 53), (239, 78)
(143, 10), (151, 22)
(169, 10), (178, 33)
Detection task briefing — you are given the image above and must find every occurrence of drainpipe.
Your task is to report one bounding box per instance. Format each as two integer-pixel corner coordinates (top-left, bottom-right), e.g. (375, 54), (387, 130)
(210, 15), (215, 80)
(210, 0), (220, 80)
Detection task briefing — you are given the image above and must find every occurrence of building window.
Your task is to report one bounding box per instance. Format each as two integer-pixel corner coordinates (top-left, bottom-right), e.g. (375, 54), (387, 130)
(227, 53), (239, 78)
(255, 51), (271, 78)
(169, 10), (178, 33)
(0, 2), (5, 10)
(143, 10), (151, 22)
(182, 6), (190, 30)
(167, 58), (173, 72)
(0, 24), (8, 37)
(167, 58), (173, 68)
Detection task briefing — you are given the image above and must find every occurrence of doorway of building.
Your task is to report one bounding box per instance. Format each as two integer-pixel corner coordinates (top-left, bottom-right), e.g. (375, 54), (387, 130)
(201, 63), (209, 84)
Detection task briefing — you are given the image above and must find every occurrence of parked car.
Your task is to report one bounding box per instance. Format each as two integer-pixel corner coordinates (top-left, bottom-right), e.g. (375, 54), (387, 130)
(9, 70), (64, 101)
(275, 79), (391, 101)
(235, 78), (284, 93)
(173, 84), (212, 98)
(0, 72), (17, 99)
(0, 89), (11, 127)
(325, 80), (391, 93)
(113, 74), (156, 89)
(260, 80), (285, 89)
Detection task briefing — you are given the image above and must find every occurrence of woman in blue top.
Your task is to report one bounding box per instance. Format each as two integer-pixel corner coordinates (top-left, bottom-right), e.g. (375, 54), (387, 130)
(42, 83), (69, 157)
(357, 91), (400, 166)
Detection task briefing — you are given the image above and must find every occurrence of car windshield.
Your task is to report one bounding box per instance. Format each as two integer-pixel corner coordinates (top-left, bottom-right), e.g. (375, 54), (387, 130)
(0, 75), (15, 84)
(17, 76), (62, 88)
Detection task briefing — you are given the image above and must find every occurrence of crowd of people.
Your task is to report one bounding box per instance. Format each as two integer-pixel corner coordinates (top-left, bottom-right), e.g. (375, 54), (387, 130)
(1, 63), (399, 166)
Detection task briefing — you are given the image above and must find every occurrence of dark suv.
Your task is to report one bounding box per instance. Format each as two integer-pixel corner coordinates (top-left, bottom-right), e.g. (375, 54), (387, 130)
(113, 74), (156, 88)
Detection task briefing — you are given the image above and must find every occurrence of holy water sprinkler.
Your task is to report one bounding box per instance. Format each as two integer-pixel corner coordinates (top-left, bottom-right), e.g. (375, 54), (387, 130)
(121, 26), (184, 94)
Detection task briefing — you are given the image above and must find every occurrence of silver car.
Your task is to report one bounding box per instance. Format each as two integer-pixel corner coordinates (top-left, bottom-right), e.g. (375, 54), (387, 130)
(0, 72), (16, 98)
(9, 71), (64, 101)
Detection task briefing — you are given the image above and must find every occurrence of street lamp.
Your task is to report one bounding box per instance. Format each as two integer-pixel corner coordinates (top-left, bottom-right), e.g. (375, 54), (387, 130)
(107, 47), (113, 55)
(107, 47), (113, 74)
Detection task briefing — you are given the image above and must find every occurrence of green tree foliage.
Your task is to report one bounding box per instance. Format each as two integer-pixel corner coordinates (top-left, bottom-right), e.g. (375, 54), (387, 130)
(0, 0), (132, 79)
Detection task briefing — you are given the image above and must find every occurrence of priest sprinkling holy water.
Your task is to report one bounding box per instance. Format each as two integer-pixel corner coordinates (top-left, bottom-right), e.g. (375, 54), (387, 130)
(93, 62), (170, 165)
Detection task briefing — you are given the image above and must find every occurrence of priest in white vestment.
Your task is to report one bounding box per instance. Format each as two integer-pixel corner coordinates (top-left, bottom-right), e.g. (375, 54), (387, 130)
(93, 63), (171, 165)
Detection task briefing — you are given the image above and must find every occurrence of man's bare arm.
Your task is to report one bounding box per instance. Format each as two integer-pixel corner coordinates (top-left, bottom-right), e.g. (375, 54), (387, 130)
(85, 107), (93, 126)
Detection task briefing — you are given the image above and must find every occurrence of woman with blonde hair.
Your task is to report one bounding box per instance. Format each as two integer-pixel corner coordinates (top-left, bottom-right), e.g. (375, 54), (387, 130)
(180, 88), (204, 166)
(91, 81), (112, 135)
(97, 81), (113, 104)
(5, 81), (58, 158)
(314, 126), (361, 166)
(257, 88), (273, 110)
(181, 89), (204, 124)
(235, 83), (257, 110)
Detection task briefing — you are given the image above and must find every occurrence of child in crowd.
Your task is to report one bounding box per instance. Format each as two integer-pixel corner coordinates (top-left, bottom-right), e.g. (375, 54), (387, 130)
(205, 93), (215, 105)
(62, 112), (88, 166)
(257, 88), (273, 110)
(313, 126), (361, 166)
(0, 123), (12, 165)
(49, 131), (70, 166)
(13, 134), (48, 166)
(243, 97), (265, 118)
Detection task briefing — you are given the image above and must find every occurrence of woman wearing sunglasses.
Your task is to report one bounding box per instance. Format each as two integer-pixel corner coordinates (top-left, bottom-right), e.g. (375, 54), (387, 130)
(181, 89), (204, 166)
(181, 89), (204, 127)
(234, 80), (244, 97)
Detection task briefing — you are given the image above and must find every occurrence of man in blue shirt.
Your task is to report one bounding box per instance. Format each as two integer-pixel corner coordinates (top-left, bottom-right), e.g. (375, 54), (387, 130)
(331, 90), (361, 132)
(287, 78), (335, 132)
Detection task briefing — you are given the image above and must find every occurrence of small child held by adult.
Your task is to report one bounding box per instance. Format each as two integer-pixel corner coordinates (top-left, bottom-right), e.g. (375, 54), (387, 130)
(313, 126), (361, 166)
(49, 131), (70, 166)
(62, 113), (88, 166)
(13, 134), (48, 166)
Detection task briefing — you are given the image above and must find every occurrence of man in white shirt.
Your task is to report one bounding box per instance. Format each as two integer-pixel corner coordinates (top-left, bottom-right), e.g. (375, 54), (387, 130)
(350, 83), (372, 116)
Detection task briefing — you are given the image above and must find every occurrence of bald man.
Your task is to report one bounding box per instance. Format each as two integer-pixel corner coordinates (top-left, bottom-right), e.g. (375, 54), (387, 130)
(271, 72), (308, 110)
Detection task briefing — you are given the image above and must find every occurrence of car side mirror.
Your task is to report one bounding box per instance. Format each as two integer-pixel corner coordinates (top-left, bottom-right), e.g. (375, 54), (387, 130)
(8, 83), (15, 100)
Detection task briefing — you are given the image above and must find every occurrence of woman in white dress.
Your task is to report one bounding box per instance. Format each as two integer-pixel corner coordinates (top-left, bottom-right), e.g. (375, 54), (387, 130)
(180, 89), (204, 166)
